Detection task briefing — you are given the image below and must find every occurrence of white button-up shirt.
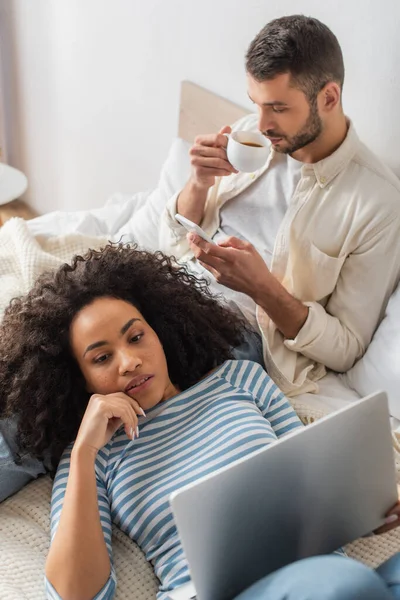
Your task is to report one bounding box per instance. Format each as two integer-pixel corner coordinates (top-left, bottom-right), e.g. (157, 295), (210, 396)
(159, 114), (400, 396)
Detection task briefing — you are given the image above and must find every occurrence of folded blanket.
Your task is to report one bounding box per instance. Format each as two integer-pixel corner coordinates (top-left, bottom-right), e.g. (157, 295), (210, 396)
(0, 476), (158, 600)
(0, 217), (108, 318)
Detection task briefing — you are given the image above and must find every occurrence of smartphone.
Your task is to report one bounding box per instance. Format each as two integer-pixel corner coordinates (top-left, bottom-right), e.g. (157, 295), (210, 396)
(174, 214), (215, 244)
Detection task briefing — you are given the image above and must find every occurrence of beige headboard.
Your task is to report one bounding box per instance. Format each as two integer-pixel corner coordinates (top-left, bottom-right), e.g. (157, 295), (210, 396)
(178, 81), (250, 143)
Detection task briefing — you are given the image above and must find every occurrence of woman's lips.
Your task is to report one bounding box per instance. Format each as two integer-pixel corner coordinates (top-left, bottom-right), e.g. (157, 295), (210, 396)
(125, 375), (154, 396)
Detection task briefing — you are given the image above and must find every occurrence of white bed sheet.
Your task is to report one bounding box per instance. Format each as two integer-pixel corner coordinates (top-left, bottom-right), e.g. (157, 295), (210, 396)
(296, 371), (400, 432)
(26, 190), (152, 239)
(27, 137), (193, 251)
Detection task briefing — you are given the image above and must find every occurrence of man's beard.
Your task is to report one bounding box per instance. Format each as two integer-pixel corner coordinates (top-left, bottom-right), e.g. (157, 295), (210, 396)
(265, 99), (323, 155)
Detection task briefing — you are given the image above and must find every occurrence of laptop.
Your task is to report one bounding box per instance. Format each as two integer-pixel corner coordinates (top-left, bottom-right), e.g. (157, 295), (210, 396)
(169, 391), (397, 600)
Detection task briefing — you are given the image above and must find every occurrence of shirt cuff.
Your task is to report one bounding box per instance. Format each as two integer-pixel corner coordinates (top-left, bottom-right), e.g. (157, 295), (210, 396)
(161, 191), (197, 261)
(165, 192), (185, 236)
(284, 301), (327, 352)
(45, 568), (116, 600)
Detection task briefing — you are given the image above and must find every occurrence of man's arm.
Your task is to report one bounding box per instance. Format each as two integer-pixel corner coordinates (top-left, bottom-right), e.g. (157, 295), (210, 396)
(176, 179), (209, 225)
(188, 234), (308, 339)
(252, 274), (309, 340)
(282, 217), (400, 371)
(188, 218), (400, 372)
(158, 128), (237, 259)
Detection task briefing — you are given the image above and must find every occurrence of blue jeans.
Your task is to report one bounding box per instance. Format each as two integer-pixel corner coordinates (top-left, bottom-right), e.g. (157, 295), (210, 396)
(0, 418), (45, 502)
(234, 554), (400, 599)
(232, 328), (264, 366)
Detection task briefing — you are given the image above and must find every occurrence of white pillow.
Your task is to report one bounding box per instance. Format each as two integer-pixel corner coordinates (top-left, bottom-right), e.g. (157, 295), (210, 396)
(117, 137), (191, 250)
(28, 137), (191, 245)
(156, 137), (192, 202)
(344, 282), (400, 419)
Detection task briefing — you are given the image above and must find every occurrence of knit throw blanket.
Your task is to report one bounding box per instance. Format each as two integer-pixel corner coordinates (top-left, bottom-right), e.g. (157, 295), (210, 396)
(0, 217), (108, 318)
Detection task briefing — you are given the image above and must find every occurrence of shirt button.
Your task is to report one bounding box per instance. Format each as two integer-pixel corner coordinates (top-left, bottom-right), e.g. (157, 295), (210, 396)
(250, 173), (256, 179)
(320, 176), (326, 184)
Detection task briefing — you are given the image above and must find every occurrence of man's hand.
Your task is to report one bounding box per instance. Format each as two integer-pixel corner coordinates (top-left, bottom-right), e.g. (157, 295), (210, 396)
(189, 125), (238, 190)
(176, 126), (238, 225)
(187, 233), (272, 298)
(188, 233), (309, 340)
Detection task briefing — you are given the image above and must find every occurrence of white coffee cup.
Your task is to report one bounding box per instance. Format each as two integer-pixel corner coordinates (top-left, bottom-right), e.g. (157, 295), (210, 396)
(225, 131), (269, 173)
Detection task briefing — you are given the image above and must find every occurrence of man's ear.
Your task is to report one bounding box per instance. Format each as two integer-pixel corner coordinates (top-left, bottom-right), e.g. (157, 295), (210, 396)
(319, 82), (341, 113)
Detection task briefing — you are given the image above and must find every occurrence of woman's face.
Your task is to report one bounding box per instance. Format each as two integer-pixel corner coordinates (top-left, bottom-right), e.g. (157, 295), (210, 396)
(70, 297), (179, 410)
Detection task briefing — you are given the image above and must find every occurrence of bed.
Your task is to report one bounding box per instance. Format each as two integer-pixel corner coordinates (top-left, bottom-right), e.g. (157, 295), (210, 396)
(1, 81), (400, 600)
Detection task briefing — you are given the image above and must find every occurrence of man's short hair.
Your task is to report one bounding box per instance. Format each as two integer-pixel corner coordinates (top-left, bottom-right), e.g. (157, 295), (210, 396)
(246, 15), (345, 100)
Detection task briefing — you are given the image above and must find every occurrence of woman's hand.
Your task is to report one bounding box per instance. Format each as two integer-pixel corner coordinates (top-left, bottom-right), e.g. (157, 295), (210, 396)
(374, 487), (400, 535)
(73, 392), (145, 455)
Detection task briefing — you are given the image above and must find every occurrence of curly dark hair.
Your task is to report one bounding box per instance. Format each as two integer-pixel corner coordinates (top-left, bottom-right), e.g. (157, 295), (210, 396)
(0, 244), (247, 473)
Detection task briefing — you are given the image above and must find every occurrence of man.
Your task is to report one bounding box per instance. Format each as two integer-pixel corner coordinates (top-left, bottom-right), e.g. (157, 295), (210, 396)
(159, 15), (400, 396)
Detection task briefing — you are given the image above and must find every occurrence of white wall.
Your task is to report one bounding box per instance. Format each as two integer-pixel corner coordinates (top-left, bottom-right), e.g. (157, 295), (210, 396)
(1, 0), (400, 214)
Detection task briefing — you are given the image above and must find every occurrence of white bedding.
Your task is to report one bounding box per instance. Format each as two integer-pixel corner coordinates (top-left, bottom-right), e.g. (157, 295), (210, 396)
(297, 371), (361, 412)
(0, 476), (159, 600)
(26, 190), (152, 239)
(27, 137), (193, 253)
(296, 371), (400, 432)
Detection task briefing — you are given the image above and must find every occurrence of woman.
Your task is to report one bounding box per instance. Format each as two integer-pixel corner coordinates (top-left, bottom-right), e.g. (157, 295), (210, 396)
(1, 244), (399, 600)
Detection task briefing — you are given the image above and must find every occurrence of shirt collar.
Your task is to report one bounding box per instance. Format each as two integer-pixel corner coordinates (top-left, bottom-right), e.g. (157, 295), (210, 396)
(268, 119), (359, 188)
(304, 119), (359, 187)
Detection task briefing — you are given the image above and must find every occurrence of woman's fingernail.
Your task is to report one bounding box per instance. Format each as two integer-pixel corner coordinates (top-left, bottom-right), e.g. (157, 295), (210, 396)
(140, 408), (146, 417)
(385, 514), (399, 525)
(130, 427), (135, 440)
(136, 426), (140, 439)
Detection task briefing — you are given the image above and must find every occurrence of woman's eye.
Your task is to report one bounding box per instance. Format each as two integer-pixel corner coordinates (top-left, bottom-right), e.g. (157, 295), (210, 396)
(130, 334), (143, 343)
(94, 354), (109, 364)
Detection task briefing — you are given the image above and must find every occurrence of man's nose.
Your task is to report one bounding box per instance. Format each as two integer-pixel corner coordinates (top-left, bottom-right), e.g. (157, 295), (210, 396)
(118, 350), (142, 375)
(258, 112), (276, 135)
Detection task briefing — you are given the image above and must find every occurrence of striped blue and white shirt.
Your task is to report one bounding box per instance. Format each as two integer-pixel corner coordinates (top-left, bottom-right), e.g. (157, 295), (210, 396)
(46, 360), (303, 599)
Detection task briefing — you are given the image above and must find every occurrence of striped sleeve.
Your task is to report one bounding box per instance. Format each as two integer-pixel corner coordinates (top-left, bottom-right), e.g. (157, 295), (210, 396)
(222, 360), (303, 438)
(45, 446), (117, 600)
